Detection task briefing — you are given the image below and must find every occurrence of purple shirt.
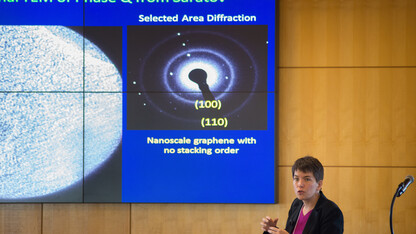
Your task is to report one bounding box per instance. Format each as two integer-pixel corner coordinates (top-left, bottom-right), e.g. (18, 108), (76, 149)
(293, 208), (313, 234)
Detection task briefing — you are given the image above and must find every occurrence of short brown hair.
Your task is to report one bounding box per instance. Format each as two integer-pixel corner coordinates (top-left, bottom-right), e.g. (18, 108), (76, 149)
(292, 156), (324, 181)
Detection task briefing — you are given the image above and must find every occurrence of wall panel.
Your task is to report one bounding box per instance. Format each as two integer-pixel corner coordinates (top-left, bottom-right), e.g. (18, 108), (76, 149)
(42, 204), (130, 234)
(0, 204), (41, 234)
(279, 0), (416, 67)
(279, 68), (416, 166)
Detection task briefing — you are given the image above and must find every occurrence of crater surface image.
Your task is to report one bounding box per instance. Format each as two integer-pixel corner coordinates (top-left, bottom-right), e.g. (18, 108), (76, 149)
(127, 25), (268, 130)
(0, 26), (122, 201)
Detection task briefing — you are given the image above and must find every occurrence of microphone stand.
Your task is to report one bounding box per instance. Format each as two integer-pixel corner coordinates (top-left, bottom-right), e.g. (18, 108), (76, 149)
(390, 183), (403, 234)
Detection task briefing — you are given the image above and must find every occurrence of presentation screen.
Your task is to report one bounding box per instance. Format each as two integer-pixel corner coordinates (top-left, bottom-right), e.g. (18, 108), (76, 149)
(0, 0), (277, 203)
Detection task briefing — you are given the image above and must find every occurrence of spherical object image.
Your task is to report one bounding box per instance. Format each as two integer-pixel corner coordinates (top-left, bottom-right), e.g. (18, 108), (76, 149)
(0, 26), (122, 201)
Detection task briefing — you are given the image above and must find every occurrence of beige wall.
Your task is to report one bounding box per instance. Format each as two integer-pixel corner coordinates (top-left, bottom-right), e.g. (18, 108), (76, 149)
(1, 0), (416, 233)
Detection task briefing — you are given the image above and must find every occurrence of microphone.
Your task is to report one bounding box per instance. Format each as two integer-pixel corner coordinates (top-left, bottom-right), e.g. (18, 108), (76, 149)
(391, 175), (414, 234)
(397, 175), (414, 197)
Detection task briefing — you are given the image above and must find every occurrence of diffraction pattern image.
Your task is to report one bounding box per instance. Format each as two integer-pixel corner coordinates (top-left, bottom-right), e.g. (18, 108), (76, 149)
(127, 25), (268, 130)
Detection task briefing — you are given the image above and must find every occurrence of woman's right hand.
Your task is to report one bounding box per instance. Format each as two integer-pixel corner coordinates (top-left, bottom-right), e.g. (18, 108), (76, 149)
(260, 216), (278, 232)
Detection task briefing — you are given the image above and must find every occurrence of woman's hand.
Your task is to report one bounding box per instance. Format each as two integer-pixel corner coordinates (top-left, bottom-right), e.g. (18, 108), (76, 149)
(260, 216), (278, 232)
(266, 226), (289, 234)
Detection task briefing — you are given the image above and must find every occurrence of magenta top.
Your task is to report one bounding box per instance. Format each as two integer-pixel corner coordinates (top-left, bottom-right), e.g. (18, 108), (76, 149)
(293, 208), (313, 234)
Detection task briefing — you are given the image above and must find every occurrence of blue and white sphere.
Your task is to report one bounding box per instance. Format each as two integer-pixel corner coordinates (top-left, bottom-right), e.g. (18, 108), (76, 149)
(0, 26), (122, 199)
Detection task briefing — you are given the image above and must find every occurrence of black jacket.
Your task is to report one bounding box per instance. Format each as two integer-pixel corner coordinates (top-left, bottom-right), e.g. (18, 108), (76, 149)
(264, 191), (343, 234)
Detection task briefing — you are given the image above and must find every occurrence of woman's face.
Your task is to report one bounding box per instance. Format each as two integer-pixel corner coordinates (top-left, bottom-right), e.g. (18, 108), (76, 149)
(293, 170), (322, 202)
